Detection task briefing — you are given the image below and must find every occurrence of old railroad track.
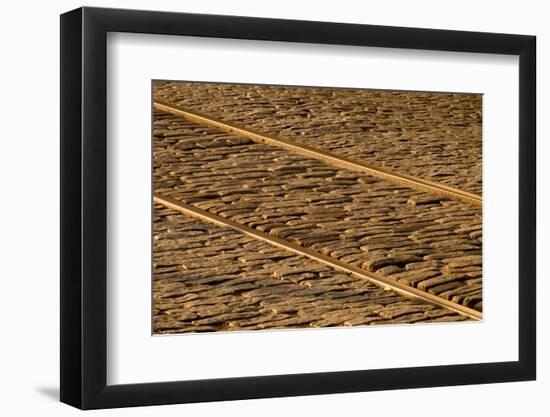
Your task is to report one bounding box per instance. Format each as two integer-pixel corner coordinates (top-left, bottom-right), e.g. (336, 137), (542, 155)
(154, 100), (481, 207)
(152, 82), (483, 333)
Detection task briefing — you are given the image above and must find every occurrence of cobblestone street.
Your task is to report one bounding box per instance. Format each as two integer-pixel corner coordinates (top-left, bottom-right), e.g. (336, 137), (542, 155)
(154, 82), (482, 194)
(152, 81), (483, 334)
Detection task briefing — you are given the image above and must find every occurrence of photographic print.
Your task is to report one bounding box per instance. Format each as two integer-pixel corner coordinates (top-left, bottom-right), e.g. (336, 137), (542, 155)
(60, 8), (536, 407)
(152, 81), (483, 334)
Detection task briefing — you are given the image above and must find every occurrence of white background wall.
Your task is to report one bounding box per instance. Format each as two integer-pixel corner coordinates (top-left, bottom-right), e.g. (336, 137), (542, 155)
(0, 0), (546, 415)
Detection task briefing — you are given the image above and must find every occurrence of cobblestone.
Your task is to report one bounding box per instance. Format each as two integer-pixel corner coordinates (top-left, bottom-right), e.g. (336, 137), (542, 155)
(153, 206), (466, 333)
(154, 81), (482, 194)
(153, 112), (483, 313)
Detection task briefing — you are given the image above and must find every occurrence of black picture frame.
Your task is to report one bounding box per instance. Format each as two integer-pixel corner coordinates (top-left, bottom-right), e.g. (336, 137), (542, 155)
(60, 6), (536, 410)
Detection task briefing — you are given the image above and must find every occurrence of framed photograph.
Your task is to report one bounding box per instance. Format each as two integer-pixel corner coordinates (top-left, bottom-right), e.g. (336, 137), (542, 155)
(60, 6), (536, 409)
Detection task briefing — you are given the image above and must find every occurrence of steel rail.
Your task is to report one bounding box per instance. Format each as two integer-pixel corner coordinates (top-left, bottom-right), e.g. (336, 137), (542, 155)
(154, 194), (482, 321)
(154, 99), (482, 207)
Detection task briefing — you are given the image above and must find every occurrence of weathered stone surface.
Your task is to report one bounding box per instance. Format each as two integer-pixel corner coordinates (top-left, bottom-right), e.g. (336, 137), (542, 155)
(153, 207), (467, 334)
(153, 112), (482, 312)
(152, 82), (484, 331)
(154, 82), (482, 194)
